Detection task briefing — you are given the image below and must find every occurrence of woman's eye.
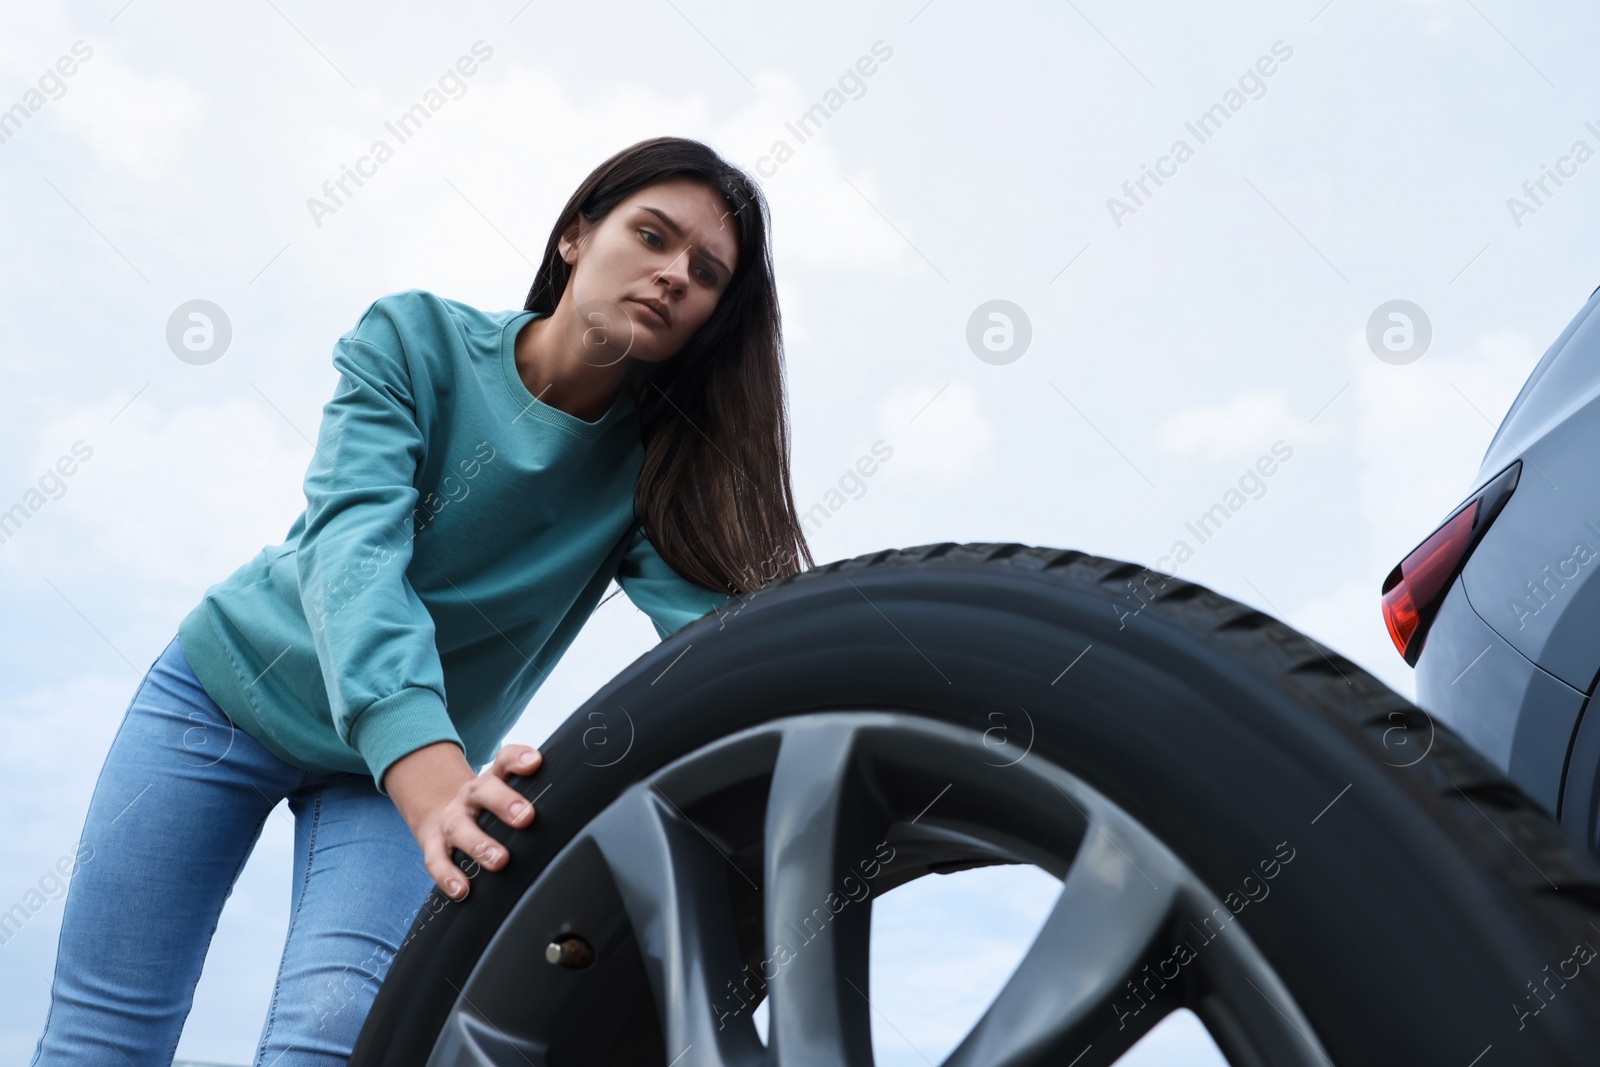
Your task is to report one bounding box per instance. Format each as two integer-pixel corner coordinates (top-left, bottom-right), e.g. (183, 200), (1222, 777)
(697, 268), (717, 285)
(639, 228), (662, 247)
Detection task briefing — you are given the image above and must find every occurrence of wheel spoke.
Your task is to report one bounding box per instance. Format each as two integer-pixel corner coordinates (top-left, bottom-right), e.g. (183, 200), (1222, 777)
(943, 815), (1182, 1067)
(588, 782), (764, 1066)
(761, 719), (883, 1065)
(431, 1010), (546, 1067)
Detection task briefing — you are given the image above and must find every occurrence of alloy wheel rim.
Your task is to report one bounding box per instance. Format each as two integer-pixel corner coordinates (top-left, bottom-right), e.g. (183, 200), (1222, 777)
(431, 711), (1331, 1066)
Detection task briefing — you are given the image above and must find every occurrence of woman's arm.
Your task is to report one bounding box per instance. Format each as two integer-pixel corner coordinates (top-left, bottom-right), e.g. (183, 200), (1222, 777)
(296, 300), (462, 795)
(385, 740), (542, 900)
(614, 522), (736, 637)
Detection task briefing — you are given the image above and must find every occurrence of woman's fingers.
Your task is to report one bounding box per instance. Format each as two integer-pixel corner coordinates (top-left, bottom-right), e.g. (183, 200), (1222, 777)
(493, 744), (542, 778)
(471, 773), (538, 832)
(424, 837), (470, 901)
(482, 744), (541, 828)
(442, 802), (514, 873)
(458, 827), (509, 872)
(426, 821), (508, 902)
(424, 747), (545, 901)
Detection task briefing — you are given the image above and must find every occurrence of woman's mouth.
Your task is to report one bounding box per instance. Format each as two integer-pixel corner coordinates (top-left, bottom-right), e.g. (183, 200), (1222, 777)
(630, 299), (668, 328)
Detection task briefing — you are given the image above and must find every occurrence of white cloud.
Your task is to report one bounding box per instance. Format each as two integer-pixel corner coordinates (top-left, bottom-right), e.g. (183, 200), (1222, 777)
(0, 8), (77, 73)
(288, 61), (910, 299)
(0, 672), (130, 856)
(875, 379), (995, 486)
(1347, 327), (1538, 560)
(3, 396), (309, 617)
(713, 68), (915, 274)
(1155, 387), (1332, 461)
(52, 46), (206, 183)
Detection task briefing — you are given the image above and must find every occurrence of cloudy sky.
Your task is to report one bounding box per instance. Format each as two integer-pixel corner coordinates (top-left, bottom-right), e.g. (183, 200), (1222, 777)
(2, 0), (1596, 1063)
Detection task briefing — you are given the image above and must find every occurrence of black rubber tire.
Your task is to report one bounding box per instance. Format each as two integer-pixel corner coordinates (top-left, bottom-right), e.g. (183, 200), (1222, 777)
(351, 543), (1600, 1065)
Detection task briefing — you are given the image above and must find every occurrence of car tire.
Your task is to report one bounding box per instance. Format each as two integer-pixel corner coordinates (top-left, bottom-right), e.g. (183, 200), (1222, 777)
(351, 543), (1600, 1066)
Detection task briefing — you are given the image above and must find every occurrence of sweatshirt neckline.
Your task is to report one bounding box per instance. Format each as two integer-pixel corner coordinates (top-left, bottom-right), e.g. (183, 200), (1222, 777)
(500, 310), (633, 439)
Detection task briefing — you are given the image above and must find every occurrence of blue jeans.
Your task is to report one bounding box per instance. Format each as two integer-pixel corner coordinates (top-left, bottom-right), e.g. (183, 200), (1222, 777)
(29, 634), (436, 1067)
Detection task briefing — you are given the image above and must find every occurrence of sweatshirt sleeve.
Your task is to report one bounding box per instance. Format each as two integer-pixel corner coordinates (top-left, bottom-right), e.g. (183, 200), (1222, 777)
(295, 327), (463, 795)
(615, 523), (736, 639)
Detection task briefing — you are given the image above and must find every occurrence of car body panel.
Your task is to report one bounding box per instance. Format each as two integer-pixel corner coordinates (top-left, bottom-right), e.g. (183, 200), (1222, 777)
(1416, 576), (1586, 817)
(1479, 288), (1600, 480)
(1460, 414), (1600, 694)
(1413, 286), (1600, 838)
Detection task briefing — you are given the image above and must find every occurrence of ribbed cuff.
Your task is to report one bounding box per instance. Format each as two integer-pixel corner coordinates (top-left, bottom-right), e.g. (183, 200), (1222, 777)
(348, 686), (461, 795)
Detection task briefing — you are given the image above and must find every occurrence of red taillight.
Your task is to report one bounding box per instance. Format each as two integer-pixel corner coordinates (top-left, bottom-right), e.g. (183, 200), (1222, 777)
(1382, 502), (1476, 659)
(1382, 462), (1521, 666)
(1381, 581), (1418, 654)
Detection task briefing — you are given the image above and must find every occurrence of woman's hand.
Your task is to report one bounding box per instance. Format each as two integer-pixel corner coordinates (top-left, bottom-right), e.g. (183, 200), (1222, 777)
(384, 740), (544, 901)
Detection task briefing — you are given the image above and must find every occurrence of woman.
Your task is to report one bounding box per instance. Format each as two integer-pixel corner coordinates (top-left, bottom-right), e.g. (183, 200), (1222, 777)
(30, 135), (813, 1067)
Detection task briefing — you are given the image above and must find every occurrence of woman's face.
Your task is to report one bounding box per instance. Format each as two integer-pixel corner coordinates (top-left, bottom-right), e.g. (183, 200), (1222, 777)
(559, 177), (742, 365)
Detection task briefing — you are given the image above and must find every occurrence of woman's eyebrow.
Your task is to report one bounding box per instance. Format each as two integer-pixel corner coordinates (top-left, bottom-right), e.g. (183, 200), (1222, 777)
(639, 205), (732, 277)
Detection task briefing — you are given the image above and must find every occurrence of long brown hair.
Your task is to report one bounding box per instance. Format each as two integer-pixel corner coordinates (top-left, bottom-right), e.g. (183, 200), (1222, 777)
(524, 136), (813, 595)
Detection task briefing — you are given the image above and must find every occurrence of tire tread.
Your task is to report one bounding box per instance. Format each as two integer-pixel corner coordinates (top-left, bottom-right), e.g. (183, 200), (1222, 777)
(777, 541), (1600, 916)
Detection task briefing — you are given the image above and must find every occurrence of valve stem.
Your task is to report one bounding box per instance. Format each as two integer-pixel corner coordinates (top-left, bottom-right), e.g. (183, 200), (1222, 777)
(545, 935), (595, 969)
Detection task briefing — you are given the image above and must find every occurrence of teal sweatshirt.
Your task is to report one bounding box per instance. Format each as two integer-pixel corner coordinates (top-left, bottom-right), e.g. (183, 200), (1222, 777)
(176, 289), (734, 794)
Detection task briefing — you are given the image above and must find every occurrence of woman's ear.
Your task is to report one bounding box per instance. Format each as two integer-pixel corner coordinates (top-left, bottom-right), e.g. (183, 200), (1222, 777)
(558, 217), (587, 266)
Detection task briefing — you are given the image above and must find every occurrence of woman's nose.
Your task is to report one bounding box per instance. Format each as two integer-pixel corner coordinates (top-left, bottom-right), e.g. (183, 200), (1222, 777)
(654, 252), (690, 294)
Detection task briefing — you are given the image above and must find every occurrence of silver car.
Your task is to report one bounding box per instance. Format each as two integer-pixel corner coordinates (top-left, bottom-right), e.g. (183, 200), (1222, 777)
(1386, 283), (1600, 849)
